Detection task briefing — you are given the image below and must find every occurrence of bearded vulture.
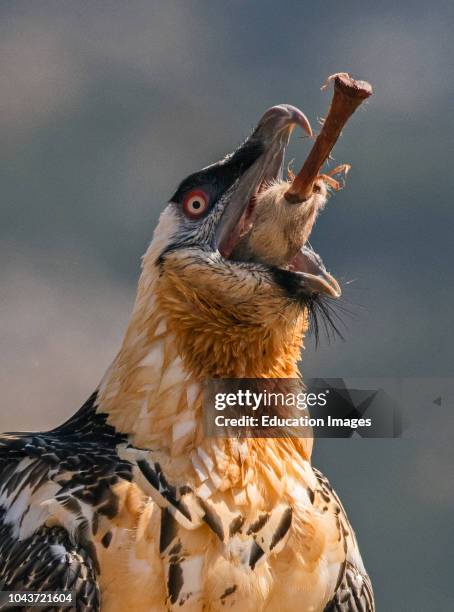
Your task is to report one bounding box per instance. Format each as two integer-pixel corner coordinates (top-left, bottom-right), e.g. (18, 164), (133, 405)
(0, 93), (374, 611)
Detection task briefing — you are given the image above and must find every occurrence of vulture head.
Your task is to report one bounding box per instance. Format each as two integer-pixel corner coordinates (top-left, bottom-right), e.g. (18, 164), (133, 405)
(140, 105), (342, 379)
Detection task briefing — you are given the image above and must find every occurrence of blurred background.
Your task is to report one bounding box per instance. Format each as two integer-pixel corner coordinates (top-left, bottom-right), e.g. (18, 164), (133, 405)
(1, 1), (453, 608)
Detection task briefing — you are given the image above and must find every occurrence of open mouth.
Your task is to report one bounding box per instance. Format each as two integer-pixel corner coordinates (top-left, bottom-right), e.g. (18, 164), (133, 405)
(215, 104), (311, 262)
(216, 104), (340, 299)
(225, 174), (341, 300)
(215, 75), (372, 301)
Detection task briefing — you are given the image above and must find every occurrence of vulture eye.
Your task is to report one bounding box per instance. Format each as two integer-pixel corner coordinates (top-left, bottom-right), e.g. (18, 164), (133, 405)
(182, 190), (209, 218)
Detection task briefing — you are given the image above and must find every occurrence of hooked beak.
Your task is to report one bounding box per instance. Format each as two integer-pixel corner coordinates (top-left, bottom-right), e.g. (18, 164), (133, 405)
(214, 105), (312, 258)
(288, 247), (341, 299)
(213, 104), (342, 300)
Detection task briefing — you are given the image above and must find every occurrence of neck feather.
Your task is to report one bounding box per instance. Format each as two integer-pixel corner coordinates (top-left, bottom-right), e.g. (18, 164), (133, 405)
(96, 230), (312, 468)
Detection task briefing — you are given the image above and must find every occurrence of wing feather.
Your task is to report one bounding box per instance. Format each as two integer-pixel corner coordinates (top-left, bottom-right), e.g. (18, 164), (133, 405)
(324, 561), (375, 612)
(0, 509), (100, 610)
(0, 432), (103, 610)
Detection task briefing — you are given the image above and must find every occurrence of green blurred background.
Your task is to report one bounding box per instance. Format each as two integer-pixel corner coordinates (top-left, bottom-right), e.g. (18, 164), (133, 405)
(1, 1), (453, 608)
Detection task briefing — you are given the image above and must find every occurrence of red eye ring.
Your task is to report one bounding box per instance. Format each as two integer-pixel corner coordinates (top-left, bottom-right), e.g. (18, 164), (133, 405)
(182, 189), (209, 219)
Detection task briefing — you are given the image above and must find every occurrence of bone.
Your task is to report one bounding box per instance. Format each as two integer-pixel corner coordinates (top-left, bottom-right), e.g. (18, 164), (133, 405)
(284, 73), (373, 203)
(230, 74), (372, 276)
